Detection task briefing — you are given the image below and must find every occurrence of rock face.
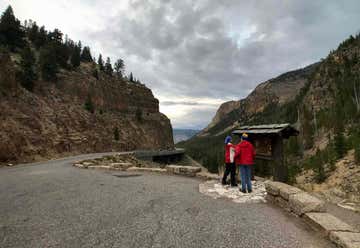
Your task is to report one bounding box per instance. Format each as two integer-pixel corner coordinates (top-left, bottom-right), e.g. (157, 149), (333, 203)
(0, 59), (173, 164)
(198, 63), (318, 137)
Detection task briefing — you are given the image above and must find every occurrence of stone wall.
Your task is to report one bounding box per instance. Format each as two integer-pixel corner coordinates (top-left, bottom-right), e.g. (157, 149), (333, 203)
(265, 181), (360, 248)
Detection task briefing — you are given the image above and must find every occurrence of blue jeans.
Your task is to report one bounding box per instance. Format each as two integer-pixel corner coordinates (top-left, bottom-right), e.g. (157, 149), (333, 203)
(239, 165), (252, 192)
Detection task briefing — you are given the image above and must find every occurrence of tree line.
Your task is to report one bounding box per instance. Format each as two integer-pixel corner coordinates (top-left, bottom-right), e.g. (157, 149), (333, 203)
(0, 5), (141, 92)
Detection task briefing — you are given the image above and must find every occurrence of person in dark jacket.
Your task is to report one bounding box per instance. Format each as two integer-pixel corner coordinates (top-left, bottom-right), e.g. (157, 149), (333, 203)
(222, 135), (237, 186)
(234, 133), (256, 193)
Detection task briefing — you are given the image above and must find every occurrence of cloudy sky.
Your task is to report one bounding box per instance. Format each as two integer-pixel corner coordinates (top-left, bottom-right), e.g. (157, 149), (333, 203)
(2, 1), (360, 129)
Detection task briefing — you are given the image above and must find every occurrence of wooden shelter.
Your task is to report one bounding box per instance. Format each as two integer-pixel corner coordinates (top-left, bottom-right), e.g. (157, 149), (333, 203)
(232, 123), (299, 182)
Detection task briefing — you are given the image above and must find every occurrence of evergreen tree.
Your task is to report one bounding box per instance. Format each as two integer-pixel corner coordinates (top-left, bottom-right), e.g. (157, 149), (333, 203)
(18, 45), (37, 91)
(334, 131), (346, 159)
(91, 63), (99, 79)
(0, 5), (25, 51)
(27, 21), (39, 44)
(104, 57), (113, 75)
(114, 58), (125, 78)
(129, 72), (134, 82)
(80, 46), (93, 62)
(48, 28), (62, 43)
(84, 95), (94, 113)
(135, 108), (143, 122)
(70, 44), (81, 68)
(97, 54), (104, 71)
(113, 127), (120, 141)
(34, 26), (47, 48)
(302, 106), (314, 149)
(355, 145), (360, 165)
(39, 44), (58, 81)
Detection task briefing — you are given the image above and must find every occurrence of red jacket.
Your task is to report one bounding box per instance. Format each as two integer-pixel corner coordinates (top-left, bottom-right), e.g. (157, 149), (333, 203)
(234, 140), (256, 165)
(224, 143), (235, 163)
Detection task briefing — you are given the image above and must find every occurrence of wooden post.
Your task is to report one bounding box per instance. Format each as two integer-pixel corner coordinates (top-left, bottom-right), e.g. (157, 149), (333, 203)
(271, 136), (288, 182)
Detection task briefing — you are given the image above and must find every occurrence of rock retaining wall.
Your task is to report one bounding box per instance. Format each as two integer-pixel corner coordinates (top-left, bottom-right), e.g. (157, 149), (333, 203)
(265, 181), (360, 248)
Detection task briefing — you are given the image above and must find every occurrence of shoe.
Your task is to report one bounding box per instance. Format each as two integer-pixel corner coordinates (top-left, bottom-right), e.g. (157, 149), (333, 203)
(221, 180), (227, 185)
(240, 189), (246, 193)
(231, 184), (238, 187)
(248, 190), (252, 193)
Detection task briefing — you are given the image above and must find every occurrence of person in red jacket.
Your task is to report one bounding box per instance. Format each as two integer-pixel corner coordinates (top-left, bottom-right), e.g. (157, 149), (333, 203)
(234, 133), (256, 193)
(222, 135), (237, 186)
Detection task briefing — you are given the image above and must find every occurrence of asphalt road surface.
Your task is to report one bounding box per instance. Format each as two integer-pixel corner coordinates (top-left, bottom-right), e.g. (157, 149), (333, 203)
(0, 153), (335, 248)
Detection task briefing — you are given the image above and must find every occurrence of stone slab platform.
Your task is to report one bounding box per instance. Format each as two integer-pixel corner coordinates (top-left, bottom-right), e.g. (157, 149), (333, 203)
(289, 192), (325, 216)
(304, 212), (357, 235)
(329, 231), (360, 248)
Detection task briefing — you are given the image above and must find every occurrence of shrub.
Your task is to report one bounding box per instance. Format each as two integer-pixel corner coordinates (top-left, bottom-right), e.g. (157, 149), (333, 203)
(84, 95), (94, 113)
(355, 146), (360, 165)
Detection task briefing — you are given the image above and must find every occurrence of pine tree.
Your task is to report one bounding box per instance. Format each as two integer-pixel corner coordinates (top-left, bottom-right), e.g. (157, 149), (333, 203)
(34, 26), (47, 48)
(84, 95), (95, 113)
(18, 45), (37, 91)
(39, 44), (58, 81)
(0, 5), (25, 51)
(97, 54), (104, 71)
(334, 131), (346, 159)
(113, 127), (120, 141)
(355, 145), (360, 165)
(104, 57), (113, 75)
(302, 106), (314, 149)
(27, 22), (39, 44)
(80, 46), (92, 62)
(70, 44), (81, 68)
(129, 72), (134, 82)
(136, 108), (143, 122)
(48, 28), (62, 43)
(114, 59), (124, 78)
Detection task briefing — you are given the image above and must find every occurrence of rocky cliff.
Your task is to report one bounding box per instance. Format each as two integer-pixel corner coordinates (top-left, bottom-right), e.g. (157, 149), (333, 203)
(198, 63), (319, 137)
(0, 54), (173, 164)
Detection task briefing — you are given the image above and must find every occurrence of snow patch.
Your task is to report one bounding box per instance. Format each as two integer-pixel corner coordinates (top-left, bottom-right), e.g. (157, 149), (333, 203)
(199, 180), (267, 204)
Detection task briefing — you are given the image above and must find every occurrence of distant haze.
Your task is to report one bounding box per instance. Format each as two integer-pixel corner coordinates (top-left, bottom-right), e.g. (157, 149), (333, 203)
(173, 129), (199, 144)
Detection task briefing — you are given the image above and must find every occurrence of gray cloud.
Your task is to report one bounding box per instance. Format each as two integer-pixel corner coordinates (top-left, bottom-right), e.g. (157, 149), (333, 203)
(6, 0), (360, 129)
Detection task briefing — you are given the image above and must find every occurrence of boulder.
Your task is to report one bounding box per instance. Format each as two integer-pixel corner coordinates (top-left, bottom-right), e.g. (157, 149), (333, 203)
(276, 196), (290, 211)
(329, 231), (360, 248)
(265, 194), (276, 204)
(304, 213), (357, 235)
(279, 185), (303, 200)
(289, 192), (325, 216)
(165, 165), (201, 177)
(264, 181), (287, 196)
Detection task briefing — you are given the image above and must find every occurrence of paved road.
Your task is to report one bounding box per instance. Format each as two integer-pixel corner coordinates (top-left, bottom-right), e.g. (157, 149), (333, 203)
(0, 154), (334, 248)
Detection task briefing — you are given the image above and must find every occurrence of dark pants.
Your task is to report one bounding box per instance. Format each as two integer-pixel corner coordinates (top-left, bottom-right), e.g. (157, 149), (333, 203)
(222, 163), (236, 186)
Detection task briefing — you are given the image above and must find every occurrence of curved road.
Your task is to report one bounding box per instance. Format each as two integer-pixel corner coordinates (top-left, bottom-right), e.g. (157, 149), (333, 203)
(0, 154), (334, 248)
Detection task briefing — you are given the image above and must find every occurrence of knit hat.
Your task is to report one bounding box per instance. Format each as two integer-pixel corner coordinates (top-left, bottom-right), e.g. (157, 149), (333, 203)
(241, 133), (249, 140)
(224, 135), (232, 144)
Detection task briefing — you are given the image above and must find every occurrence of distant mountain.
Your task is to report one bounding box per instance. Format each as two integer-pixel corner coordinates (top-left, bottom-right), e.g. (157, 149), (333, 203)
(173, 129), (199, 143)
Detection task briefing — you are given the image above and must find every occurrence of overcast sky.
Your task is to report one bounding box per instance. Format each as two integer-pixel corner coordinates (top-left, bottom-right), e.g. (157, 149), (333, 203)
(2, 1), (360, 129)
